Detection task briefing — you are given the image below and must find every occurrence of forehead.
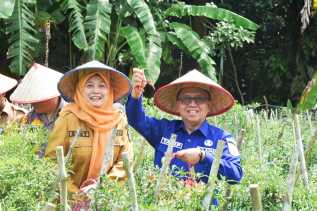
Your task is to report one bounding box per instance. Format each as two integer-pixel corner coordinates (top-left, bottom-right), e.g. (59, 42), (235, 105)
(178, 87), (209, 96)
(86, 74), (105, 83)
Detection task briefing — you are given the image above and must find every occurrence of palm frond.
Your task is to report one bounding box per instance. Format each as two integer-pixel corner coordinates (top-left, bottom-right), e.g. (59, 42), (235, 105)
(84, 0), (112, 61)
(170, 22), (216, 81)
(6, 0), (38, 75)
(61, 0), (88, 50)
(165, 4), (258, 31)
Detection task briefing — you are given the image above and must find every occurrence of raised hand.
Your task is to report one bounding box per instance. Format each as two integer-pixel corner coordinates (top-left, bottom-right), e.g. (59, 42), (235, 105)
(131, 68), (147, 99)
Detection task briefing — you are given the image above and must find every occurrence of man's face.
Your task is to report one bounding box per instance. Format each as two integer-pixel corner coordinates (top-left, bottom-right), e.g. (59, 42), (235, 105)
(83, 74), (108, 107)
(176, 87), (211, 127)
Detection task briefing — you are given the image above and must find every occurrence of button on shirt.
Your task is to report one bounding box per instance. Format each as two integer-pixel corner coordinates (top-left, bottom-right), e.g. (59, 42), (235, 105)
(126, 95), (243, 184)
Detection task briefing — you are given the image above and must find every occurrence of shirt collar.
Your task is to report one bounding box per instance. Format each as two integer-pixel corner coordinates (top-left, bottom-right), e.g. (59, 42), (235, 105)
(175, 120), (209, 137)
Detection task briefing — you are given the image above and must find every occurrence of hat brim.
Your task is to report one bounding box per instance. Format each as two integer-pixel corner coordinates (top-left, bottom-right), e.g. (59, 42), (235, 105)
(0, 74), (17, 95)
(154, 81), (235, 117)
(58, 64), (131, 102)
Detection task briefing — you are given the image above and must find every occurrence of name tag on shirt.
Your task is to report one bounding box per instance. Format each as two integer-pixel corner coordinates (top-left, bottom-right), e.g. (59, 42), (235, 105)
(68, 130), (90, 137)
(198, 146), (216, 155)
(160, 137), (183, 149)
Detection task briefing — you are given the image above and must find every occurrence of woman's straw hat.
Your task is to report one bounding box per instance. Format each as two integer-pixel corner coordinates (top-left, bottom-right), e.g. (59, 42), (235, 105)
(58, 60), (131, 102)
(154, 69), (235, 117)
(10, 63), (63, 103)
(0, 74), (17, 95)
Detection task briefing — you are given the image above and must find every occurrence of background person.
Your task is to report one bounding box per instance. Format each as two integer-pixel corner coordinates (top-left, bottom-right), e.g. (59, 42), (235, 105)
(10, 63), (64, 131)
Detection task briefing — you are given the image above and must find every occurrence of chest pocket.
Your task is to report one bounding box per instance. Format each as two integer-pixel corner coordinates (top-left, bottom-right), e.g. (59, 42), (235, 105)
(72, 130), (93, 148)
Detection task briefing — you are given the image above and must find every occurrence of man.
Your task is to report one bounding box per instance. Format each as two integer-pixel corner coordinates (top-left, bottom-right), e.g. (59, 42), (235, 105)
(126, 68), (242, 185)
(0, 73), (27, 126)
(10, 63), (64, 131)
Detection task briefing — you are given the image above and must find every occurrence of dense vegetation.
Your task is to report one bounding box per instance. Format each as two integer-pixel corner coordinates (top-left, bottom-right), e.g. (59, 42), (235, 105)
(1, 100), (316, 210)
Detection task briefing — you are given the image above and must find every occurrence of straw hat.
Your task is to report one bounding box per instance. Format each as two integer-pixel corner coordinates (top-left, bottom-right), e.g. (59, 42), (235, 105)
(0, 74), (17, 95)
(10, 63), (63, 103)
(154, 69), (235, 117)
(58, 60), (131, 102)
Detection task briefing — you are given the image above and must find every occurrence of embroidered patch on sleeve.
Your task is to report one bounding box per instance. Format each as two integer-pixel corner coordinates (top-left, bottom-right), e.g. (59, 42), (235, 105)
(228, 142), (240, 156)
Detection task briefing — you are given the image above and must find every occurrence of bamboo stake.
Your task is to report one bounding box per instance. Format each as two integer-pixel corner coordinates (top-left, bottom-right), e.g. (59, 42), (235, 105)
(122, 152), (138, 211)
(56, 146), (68, 211)
(293, 113), (309, 187)
(221, 129), (245, 211)
(255, 115), (263, 163)
(202, 140), (225, 211)
(249, 184), (263, 211)
(154, 134), (177, 201)
(283, 133), (300, 210)
(133, 139), (146, 170)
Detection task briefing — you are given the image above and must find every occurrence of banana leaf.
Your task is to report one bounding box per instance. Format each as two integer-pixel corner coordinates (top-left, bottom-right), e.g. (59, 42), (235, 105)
(6, 0), (38, 75)
(298, 70), (317, 112)
(165, 4), (258, 31)
(85, 0), (112, 61)
(127, 0), (162, 85)
(0, 0), (16, 19)
(120, 26), (146, 68)
(61, 0), (88, 50)
(170, 22), (217, 81)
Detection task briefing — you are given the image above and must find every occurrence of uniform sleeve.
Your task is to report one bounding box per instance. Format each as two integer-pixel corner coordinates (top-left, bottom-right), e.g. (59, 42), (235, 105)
(107, 114), (133, 180)
(125, 94), (165, 147)
(45, 114), (69, 158)
(201, 135), (243, 184)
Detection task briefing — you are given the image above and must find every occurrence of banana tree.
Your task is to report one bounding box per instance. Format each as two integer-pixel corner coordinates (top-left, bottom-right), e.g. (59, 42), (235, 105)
(1, 0), (258, 86)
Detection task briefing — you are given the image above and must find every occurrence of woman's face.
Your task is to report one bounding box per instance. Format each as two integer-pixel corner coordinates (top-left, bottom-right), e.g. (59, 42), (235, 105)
(83, 74), (108, 107)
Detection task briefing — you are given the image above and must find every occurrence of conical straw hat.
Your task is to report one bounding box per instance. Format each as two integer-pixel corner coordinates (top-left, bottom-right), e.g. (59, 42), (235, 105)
(154, 69), (235, 117)
(0, 74), (17, 95)
(58, 60), (131, 102)
(10, 63), (63, 103)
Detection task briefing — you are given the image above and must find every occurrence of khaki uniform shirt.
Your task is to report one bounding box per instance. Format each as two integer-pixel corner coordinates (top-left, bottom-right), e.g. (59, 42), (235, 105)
(0, 99), (27, 125)
(45, 110), (132, 193)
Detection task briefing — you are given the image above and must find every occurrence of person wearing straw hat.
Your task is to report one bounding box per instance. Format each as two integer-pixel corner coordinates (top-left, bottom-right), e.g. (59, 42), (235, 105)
(126, 68), (242, 188)
(0, 73), (27, 126)
(10, 63), (65, 131)
(45, 60), (132, 208)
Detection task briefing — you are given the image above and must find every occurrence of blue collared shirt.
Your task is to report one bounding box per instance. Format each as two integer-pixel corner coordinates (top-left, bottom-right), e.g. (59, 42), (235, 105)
(126, 95), (243, 184)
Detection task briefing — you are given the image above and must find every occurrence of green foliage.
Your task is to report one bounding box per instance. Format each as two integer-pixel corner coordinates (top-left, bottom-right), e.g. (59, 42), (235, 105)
(1, 103), (317, 209)
(60, 0), (88, 50)
(169, 22), (217, 81)
(165, 3), (259, 31)
(0, 125), (55, 210)
(298, 70), (317, 112)
(0, 0), (16, 19)
(6, 0), (38, 76)
(85, 0), (112, 60)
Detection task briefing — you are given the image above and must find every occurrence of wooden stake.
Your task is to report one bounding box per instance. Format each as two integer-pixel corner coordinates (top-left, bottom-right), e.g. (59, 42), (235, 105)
(122, 152), (138, 211)
(42, 202), (56, 211)
(56, 146), (68, 211)
(293, 113), (309, 187)
(255, 116), (263, 163)
(249, 184), (263, 211)
(154, 134), (177, 201)
(202, 140), (225, 211)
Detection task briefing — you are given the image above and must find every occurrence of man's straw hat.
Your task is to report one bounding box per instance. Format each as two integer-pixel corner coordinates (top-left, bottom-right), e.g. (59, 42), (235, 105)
(0, 74), (17, 95)
(154, 69), (234, 117)
(10, 63), (63, 103)
(58, 60), (131, 102)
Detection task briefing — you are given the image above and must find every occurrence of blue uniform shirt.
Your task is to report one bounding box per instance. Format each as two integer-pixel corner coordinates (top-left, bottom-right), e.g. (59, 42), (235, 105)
(126, 95), (243, 184)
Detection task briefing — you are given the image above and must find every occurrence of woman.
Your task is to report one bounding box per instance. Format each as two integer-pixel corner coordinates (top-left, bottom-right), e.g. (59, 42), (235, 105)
(45, 61), (132, 207)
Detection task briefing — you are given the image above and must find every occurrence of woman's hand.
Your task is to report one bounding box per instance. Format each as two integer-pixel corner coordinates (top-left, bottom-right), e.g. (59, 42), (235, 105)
(131, 68), (147, 99)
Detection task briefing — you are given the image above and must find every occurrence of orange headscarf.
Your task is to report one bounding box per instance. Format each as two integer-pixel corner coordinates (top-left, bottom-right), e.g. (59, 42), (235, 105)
(61, 70), (121, 186)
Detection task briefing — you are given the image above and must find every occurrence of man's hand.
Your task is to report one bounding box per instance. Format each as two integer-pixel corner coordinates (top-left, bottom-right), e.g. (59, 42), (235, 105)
(131, 68), (147, 99)
(174, 148), (203, 165)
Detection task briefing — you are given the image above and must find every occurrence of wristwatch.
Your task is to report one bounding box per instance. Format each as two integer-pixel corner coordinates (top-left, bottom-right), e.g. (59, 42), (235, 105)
(199, 149), (206, 162)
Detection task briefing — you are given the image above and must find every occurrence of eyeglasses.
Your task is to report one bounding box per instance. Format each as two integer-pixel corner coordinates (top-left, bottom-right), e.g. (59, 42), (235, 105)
(177, 95), (210, 105)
